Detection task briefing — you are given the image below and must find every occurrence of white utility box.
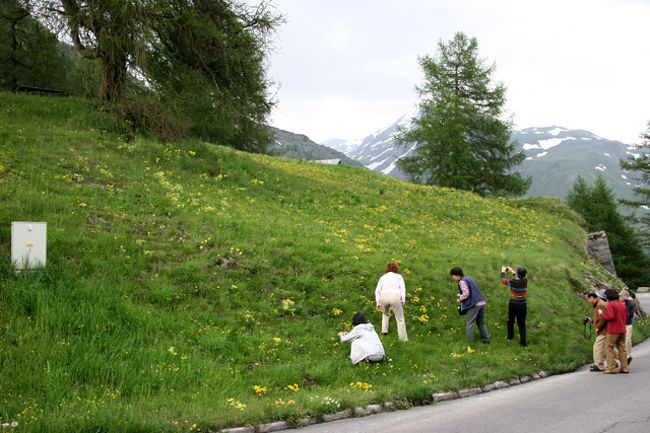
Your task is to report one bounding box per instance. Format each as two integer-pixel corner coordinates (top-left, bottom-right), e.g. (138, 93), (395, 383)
(11, 221), (47, 271)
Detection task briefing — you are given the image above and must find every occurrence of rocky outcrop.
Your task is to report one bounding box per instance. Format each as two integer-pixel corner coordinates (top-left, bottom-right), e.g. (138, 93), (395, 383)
(587, 231), (617, 276)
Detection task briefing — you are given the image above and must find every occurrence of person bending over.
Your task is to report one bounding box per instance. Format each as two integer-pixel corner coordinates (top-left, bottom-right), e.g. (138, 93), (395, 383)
(451, 267), (490, 344)
(339, 312), (385, 364)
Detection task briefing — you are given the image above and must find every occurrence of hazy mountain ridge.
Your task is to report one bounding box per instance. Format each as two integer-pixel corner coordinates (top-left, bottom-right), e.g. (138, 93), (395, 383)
(269, 127), (362, 166)
(514, 126), (640, 201)
(324, 118), (643, 203)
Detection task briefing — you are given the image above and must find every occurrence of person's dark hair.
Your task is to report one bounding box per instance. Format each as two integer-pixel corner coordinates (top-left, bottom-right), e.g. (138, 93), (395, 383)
(586, 290), (598, 299)
(449, 267), (464, 277)
(386, 261), (399, 273)
(516, 266), (527, 279)
(605, 288), (619, 301)
(353, 312), (369, 326)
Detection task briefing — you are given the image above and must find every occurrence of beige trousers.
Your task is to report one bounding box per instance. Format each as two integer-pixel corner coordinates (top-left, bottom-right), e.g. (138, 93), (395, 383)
(593, 334), (606, 370)
(380, 292), (408, 341)
(605, 333), (628, 371)
(626, 324), (633, 356)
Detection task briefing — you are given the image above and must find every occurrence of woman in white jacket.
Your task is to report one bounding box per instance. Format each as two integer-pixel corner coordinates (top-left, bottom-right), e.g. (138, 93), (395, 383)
(338, 312), (385, 364)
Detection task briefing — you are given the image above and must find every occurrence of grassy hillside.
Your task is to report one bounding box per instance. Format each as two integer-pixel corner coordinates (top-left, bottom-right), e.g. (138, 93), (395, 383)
(1, 92), (647, 433)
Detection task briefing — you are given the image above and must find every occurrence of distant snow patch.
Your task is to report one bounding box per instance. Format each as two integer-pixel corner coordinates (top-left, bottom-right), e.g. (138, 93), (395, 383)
(537, 151), (548, 157)
(538, 138), (564, 149)
(400, 142), (418, 158)
(522, 138), (563, 150)
(366, 157), (390, 171)
(621, 174), (628, 180)
(548, 127), (567, 136)
(370, 147), (395, 161)
(595, 164), (608, 172)
(627, 151), (641, 159)
(382, 161), (397, 175)
(371, 139), (393, 149)
(525, 156), (533, 161)
(603, 153), (611, 157)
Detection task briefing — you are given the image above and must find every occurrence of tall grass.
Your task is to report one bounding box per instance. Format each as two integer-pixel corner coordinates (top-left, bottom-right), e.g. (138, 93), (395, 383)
(1, 92), (647, 432)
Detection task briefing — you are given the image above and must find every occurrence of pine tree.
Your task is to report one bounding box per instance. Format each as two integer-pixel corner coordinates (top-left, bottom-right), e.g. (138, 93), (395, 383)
(620, 122), (650, 249)
(397, 32), (530, 197)
(568, 174), (649, 289)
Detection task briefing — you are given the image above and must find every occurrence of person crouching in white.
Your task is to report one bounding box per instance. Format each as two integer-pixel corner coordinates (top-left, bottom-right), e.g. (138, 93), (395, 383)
(338, 312), (385, 364)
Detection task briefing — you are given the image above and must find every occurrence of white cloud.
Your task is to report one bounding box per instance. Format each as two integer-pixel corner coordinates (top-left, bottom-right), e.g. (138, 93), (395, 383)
(266, 0), (650, 144)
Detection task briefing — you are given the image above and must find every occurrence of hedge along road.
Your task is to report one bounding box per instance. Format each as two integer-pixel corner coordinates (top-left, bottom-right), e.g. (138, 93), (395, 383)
(279, 293), (650, 433)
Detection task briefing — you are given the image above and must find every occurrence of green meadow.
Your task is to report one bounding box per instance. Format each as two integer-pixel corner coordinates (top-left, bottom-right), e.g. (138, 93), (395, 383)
(1, 92), (647, 432)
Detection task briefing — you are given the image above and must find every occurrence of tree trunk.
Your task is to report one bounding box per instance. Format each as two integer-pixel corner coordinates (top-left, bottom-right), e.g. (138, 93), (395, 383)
(98, 52), (127, 102)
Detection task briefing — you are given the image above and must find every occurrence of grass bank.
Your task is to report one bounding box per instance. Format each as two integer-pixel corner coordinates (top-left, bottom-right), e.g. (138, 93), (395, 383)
(1, 92), (648, 432)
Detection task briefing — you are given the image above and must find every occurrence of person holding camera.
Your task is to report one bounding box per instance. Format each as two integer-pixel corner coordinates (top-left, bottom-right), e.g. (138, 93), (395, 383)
(501, 266), (528, 346)
(585, 290), (608, 372)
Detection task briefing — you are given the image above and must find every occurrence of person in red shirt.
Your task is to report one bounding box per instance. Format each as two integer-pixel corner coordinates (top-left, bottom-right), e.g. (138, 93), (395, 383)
(598, 289), (629, 374)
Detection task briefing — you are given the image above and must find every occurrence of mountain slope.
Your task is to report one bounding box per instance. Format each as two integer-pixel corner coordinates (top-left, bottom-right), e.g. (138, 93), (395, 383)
(515, 126), (638, 201)
(269, 126), (362, 166)
(326, 118), (642, 204)
(0, 92), (639, 432)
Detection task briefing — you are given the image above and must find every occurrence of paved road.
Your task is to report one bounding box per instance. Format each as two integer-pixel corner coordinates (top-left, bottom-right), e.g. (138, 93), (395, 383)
(283, 293), (650, 433)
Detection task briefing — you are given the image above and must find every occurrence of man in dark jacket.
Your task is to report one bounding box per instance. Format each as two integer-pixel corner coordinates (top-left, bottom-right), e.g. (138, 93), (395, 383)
(451, 267), (490, 343)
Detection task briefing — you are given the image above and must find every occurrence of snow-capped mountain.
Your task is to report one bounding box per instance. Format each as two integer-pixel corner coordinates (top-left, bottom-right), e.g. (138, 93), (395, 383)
(514, 126), (639, 201)
(325, 118), (642, 203)
(323, 114), (414, 179)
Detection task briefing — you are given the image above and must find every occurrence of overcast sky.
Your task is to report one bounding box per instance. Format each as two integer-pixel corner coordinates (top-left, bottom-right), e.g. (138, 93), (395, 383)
(265, 0), (650, 145)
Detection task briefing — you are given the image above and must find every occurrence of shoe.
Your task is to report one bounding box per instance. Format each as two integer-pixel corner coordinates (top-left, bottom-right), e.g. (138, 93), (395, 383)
(627, 357), (632, 365)
(481, 339), (491, 344)
(381, 332), (388, 336)
(603, 369), (617, 374)
(589, 365), (603, 372)
(618, 368), (629, 374)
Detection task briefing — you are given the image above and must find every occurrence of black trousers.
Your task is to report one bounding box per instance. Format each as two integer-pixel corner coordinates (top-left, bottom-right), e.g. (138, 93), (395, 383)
(507, 300), (527, 346)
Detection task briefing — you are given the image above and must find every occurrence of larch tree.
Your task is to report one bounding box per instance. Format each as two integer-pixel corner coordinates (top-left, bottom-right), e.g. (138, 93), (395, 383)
(46, 0), (147, 102)
(145, 0), (281, 152)
(34, 0), (281, 150)
(397, 32), (530, 197)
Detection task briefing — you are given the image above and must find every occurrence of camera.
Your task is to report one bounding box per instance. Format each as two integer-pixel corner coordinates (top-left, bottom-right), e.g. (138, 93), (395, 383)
(582, 316), (590, 325)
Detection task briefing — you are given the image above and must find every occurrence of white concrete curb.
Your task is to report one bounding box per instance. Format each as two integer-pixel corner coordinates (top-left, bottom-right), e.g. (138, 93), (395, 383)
(220, 370), (554, 432)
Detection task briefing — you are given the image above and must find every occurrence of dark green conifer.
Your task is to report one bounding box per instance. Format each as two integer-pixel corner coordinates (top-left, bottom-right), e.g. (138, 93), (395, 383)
(397, 32), (530, 197)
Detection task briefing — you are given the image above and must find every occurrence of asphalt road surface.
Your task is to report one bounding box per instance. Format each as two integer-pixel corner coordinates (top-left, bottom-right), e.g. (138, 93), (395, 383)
(283, 293), (650, 433)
